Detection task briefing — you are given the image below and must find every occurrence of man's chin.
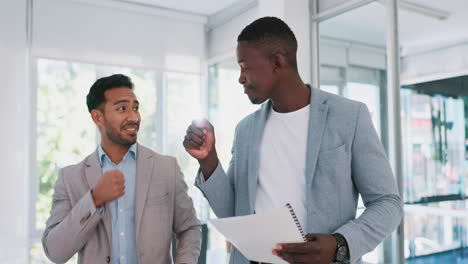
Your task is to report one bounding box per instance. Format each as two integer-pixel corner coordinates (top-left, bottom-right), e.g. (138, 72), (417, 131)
(127, 136), (137, 145)
(250, 97), (267, 105)
(121, 135), (137, 146)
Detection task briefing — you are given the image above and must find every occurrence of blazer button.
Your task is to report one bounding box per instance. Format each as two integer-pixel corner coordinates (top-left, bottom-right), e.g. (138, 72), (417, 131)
(106, 256), (110, 263)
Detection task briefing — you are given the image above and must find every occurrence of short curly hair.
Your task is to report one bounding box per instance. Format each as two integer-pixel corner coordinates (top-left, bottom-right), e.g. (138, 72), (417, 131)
(238, 16), (298, 70)
(86, 74), (134, 112)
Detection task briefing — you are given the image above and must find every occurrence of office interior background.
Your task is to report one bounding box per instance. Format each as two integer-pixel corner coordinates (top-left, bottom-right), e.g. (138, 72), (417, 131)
(1, 0), (467, 263)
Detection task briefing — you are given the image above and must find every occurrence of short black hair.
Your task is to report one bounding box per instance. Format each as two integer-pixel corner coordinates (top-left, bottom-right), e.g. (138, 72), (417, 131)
(237, 16), (298, 69)
(86, 74), (134, 112)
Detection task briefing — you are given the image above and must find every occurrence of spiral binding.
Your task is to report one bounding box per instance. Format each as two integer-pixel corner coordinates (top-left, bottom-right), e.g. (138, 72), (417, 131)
(286, 203), (307, 242)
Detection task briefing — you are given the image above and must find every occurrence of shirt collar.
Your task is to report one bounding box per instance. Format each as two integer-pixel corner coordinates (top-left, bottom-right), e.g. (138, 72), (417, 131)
(98, 143), (137, 166)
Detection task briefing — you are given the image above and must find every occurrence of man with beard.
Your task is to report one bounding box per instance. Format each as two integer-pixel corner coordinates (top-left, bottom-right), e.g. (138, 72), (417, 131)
(42, 74), (201, 264)
(184, 17), (402, 264)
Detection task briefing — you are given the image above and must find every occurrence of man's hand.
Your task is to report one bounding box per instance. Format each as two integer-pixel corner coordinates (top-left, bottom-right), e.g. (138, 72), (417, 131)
(91, 169), (125, 207)
(183, 119), (219, 179)
(273, 234), (337, 264)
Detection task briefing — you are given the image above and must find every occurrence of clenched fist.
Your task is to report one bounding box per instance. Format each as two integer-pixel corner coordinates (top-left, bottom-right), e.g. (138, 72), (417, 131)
(91, 169), (125, 207)
(183, 119), (216, 160)
(183, 119), (219, 179)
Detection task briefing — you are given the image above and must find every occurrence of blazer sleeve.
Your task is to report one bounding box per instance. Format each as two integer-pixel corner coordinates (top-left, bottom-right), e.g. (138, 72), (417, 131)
(334, 103), (404, 264)
(42, 168), (103, 263)
(172, 159), (202, 264)
(194, 126), (237, 218)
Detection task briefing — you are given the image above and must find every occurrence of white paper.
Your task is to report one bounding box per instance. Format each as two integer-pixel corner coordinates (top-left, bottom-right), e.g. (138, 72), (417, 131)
(210, 207), (306, 264)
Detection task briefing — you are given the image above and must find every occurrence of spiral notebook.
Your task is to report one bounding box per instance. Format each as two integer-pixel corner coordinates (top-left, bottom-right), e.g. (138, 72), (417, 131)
(210, 204), (306, 264)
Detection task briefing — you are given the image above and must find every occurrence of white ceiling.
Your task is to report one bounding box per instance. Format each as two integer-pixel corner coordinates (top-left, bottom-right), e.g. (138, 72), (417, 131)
(116, 0), (245, 15)
(117, 0), (468, 56)
(319, 2), (387, 47)
(319, 0), (468, 55)
(399, 0), (468, 54)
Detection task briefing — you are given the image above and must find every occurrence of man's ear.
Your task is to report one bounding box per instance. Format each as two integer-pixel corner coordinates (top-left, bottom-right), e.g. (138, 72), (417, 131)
(90, 109), (104, 127)
(272, 52), (288, 73)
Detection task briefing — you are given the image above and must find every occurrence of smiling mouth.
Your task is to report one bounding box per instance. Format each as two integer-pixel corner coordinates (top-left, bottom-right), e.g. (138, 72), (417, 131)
(123, 125), (139, 134)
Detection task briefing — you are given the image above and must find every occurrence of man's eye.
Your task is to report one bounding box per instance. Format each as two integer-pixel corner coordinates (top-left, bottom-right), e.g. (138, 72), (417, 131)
(117, 106), (125, 111)
(133, 106), (139, 111)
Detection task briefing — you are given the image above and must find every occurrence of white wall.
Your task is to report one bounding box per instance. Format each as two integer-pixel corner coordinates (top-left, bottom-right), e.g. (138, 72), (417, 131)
(208, 0), (312, 83)
(33, 0), (207, 74)
(275, 0), (311, 83)
(207, 7), (259, 60)
(0, 0), (31, 263)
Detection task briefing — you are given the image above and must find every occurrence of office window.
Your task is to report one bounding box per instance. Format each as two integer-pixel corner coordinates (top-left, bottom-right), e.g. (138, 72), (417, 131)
(320, 65), (343, 96)
(208, 61), (259, 167)
(320, 64), (386, 263)
(206, 60), (259, 263)
(320, 85), (340, 95)
(401, 87), (467, 259)
(404, 201), (466, 258)
(34, 59), (97, 263)
(164, 71), (208, 220)
(32, 58), (206, 263)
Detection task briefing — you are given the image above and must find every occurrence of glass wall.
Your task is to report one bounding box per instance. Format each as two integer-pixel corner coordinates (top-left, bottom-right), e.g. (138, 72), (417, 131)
(401, 82), (467, 261)
(319, 2), (388, 263)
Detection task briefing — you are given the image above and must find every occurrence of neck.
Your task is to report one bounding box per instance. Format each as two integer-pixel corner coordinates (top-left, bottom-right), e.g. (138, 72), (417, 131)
(270, 73), (310, 113)
(100, 137), (132, 164)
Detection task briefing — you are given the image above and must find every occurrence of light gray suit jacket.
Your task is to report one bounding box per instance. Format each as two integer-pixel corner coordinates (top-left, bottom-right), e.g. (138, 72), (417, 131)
(42, 144), (201, 264)
(195, 87), (403, 264)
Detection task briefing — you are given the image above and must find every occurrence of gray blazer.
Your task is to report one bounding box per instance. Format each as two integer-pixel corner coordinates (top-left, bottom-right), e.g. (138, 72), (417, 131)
(195, 87), (403, 264)
(42, 144), (201, 264)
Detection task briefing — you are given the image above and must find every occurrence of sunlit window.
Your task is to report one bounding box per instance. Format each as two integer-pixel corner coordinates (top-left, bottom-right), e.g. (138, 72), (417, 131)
(32, 58), (207, 263)
(34, 59), (97, 263)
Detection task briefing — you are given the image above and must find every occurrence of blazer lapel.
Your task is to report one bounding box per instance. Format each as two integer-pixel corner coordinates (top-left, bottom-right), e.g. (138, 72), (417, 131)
(84, 150), (112, 246)
(135, 144), (154, 242)
(305, 87), (329, 188)
(247, 100), (271, 213)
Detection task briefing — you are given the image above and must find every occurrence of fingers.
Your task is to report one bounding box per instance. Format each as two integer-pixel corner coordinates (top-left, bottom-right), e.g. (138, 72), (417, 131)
(277, 242), (318, 254)
(275, 234), (328, 264)
(192, 119), (213, 132)
(108, 169), (124, 179)
(275, 246), (317, 264)
(110, 170), (125, 185)
(184, 135), (203, 150)
(187, 124), (205, 137)
(186, 131), (204, 145)
(184, 124), (206, 150)
(107, 169), (125, 198)
(277, 252), (314, 264)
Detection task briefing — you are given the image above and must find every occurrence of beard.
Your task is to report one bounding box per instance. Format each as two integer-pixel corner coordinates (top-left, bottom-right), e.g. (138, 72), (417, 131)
(249, 97), (260, 104)
(104, 121), (138, 146)
(244, 84), (261, 104)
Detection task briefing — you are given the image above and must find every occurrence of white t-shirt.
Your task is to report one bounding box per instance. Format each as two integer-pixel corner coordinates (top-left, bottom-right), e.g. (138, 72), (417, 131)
(255, 104), (310, 228)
